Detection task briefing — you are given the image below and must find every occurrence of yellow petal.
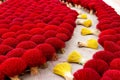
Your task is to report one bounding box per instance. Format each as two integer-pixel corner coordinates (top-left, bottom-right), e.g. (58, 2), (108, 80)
(67, 50), (82, 64)
(81, 14), (87, 19)
(77, 14), (87, 19)
(83, 19), (92, 27)
(87, 39), (98, 49)
(53, 62), (72, 77)
(81, 28), (93, 35)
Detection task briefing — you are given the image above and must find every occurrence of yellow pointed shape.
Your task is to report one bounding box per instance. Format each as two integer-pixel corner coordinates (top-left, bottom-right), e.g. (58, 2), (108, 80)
(82, 19), (92, 27)
(81, 28), (100, 36)
(81, 28), (93, 35)
(87, 39), (98, 49)
(78, 14), (87, 19)
(53, 62), (73, 80)
(67, 50), (82, 64)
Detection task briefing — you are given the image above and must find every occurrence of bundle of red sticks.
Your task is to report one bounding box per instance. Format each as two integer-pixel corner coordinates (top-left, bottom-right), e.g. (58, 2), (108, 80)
(64, 0), (120, 80)
(0, 0), (78, 80)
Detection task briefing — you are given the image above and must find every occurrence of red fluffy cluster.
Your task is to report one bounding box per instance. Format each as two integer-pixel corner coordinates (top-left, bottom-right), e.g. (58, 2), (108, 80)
(30, 35), (46, 44)
(0, 45), (13, 55)
(74, 68), (101, 80)
(84, 59), (109, 76)
(6, 48), (25, 58)
(93, 50), (114, 64)
(64, 0), (120, 80)
(2, 38), (18, 47)
(0, 55), (8, 64)
(1, 0), (120, 79)
(45, 37), (65, 51)
(0, 58), (27, 77)
(101, 70), (120, 80)
(0, 70), (4, 80)
(110, 58), (120, 70)
(22, 48), (46, 67)
(0, 0), (78, 79)
(16, 41), (37, 49)
(36, 43), (57, 61)
(104, 41), (120, 53)
(100, 76), (112, 80)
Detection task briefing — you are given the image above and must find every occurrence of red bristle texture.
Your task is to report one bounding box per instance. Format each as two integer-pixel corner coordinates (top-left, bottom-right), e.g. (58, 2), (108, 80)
(0, 58), (27, 77)
(0, 24), (9, 29)
(45, 37), (65, 51)
(12, 18), (23, 22)
(88, 2), (97, 9)
(43, 17), (52, 23)
(99, 29), (117, 37)
(0, 70), (4, 80)
(30, 35), (46, 44)
(2, 38), (18, 47)
(43, 30), (57, 38)
(53, 17), (63, 23)
(1, 32), (16, 39)
(114, 27), (120, 33)
(44, 25), (59, 31)
(36, 23), (47, 28)
(16, 34), (31, 42)
(16, 30), (29, 36)
(10, 21), (22, 26)
(103, 70), (120, 80)
(104, 41), (120, 53)
(52, 19), (61, 25)
(0, 45), (13, 55)
(29, 13), (39, 18)
(99, 20), (111, 24)
(100, 76), (112, 80)
(84, 59), (109, 76)
(34, 20), (43, 24)
(110, 58), (120, 70)
(97, 24), (111, 31)
(115, 34), (120, 41)
(34, 15), (44, 20)
(98, 35), (117, 46)
(0, 38), (3, 44)
(57, 27), (72, 38)
(74, 68), (101, 80)
(63, 19), (76, 27)
(114, 51), (120, 58)
(110, 22), (120, 28)
(56, 33), (69, 41)
(116, 40), (120, 46)
(0, 55), (8, 64)
(29, 28), (44, 35)
(6, 48), (25, 58)
(0, 20), (10, 24)
(23, 23), (35, 30)
(9, 25), (22, 32)
(48, 20), (61, 26)
(36, 43), (56, 61)
(93, 50), (114, 64)
(16, 41), (37, 49)
(64, 15), (77, 21)
(22, 48), (46, 67)
(0, 28), (9, 37)
(59, 23), (74, 32)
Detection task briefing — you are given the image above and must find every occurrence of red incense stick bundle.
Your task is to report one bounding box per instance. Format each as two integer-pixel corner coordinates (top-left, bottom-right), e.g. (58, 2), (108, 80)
(74, 68), (101, 80)
(84, 59), (109, 76)
(22, 48), (46, 75)
(0, 58), (27, 80)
